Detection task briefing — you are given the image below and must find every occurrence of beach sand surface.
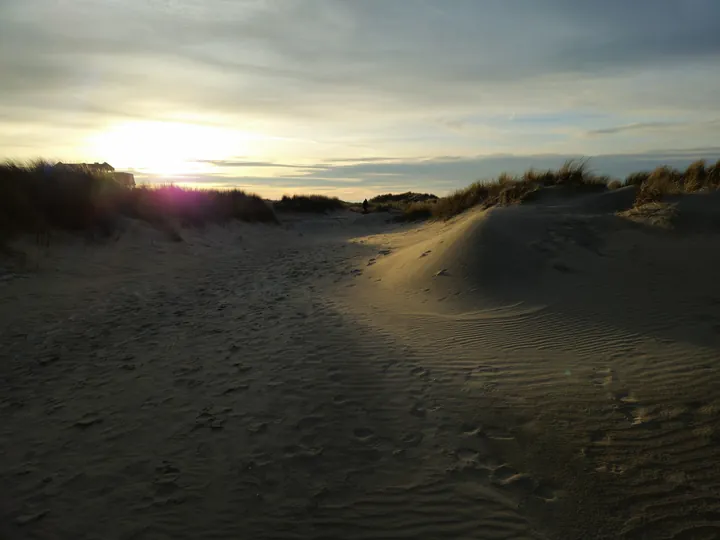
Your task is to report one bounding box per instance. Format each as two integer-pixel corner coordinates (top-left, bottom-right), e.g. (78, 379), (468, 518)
(3, 192), (720, 539)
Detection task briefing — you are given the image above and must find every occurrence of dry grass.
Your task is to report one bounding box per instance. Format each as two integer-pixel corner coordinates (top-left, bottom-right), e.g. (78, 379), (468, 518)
(0, 160), (277, 241)
(126, 185), (278, 227)
(273, 194), (346, 213)
(370, 192), (438, 204)
(396, 160), (608, 221)
(632, 160), (720, 206)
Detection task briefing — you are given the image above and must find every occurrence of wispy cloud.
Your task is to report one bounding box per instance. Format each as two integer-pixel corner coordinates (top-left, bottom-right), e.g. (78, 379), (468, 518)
(587, 122), (681, 136)
(198, 159), (326, 170)
(587, 119), (720, 136)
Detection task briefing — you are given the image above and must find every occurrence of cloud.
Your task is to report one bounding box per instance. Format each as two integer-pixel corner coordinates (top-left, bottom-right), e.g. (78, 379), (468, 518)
(586, 118), (720, 136)
(587, 122), (684, 136)
(2, 0), (720, 175)
(197, 159), (327, 170)
(4, 0), (720, 125)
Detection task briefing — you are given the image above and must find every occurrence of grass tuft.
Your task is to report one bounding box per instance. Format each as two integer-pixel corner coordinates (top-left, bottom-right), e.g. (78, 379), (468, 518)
(633, 160), (720, 206)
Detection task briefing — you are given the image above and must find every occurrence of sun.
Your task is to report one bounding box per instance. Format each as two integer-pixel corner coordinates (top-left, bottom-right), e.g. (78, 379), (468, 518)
(86, 120), (248, 175)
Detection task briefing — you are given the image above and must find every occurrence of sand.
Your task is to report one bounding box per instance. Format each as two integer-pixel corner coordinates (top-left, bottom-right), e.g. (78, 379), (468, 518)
(2, 192), (720, 539)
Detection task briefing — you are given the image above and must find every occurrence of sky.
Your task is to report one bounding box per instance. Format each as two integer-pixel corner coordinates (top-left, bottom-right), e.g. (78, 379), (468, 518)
(2, 0), (720, 200)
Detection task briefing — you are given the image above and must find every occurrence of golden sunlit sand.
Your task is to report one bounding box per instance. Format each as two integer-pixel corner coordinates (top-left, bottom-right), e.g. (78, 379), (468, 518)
(2, 184), (720, 539)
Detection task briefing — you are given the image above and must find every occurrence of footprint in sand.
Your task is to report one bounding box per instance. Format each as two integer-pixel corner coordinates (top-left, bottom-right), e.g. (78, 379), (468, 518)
(456, 448), (481, 463)
(446, 448), (493, 478)
(552, 262), (577, 274)
(283, 444), (324, 460)
(174, 377), (204, 389)
(353, 427), (376, 442)
(151, 462), (187, 506)
(15, 510), (49, 526)
(247, 421), (268, 434)
(490, 464), (557, 502)
(410, 402), (427, 418)
(410, 366), (430, 379)
(610, 389), (645, 424)
(221, 383), (250, 395)
(195, 407), (228, 431)
(532, 482), (559, 503)
(73, 413), (103, 429)
(400, 431), (424, 449)
(460, 423), (484, 437)
(483, 426), (516, 442)
(296, 415), (323, 431)
(588, 429), (612, 445)
(589, 368), (615, 387)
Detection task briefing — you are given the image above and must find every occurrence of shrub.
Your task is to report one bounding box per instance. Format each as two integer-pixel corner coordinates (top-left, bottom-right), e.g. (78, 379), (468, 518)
(0, 160), (277, 239)
(395, 201), (434, 221)
(685, 160), (707, 192)
(370, 192), (438, 204)
(626, 171), (650, 187)
(0, 160), (128, 236)
(273, 194), (345, 213)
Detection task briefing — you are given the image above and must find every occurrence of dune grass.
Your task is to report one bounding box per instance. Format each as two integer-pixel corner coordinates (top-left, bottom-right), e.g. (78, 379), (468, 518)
(396, 160), (609, 221)
(631, 160), (720, 205)
(0, 160), (277, 240)
(273, 194), (346, 213)
(370, 192), (438, 204)
(390, 159), (720, 222)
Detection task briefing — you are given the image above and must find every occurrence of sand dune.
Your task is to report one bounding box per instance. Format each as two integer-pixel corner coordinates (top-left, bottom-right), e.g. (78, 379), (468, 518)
(2, 192), (720, 539)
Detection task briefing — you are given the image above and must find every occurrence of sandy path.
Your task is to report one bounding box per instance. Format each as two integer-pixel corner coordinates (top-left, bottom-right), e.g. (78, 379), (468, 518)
(3, 198), (720, 540)
(1, 218), (546, 540)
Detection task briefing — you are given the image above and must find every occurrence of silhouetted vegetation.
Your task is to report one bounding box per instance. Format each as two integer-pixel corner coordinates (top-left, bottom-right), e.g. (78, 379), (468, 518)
(370, 192), (438, 204)
(5, 158), (720, 238)
(126, 185), (278, 227)
(390, 159), (720, 222)
(397, 201), (435, 221)
(273, 194), (346, 213)
(625, 171), (650, 187)
(396, 160), (609, 221)
(0, 160), (277, 240)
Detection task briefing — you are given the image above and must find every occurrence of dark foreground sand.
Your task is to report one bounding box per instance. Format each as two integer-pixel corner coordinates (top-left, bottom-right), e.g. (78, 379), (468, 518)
(2, 190), (720, 539)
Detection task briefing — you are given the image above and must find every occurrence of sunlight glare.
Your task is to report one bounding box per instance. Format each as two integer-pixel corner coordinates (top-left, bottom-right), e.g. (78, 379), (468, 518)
(87, 121), (260, 175)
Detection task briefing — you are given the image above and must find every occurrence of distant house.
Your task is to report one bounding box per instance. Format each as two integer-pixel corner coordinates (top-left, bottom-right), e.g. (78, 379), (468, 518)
(56, 162), (135, 188)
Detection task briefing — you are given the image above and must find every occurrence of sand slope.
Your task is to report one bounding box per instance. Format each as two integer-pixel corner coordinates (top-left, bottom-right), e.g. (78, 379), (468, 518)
(335, 192), (720, 539)
(2, 196), (720, 539)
